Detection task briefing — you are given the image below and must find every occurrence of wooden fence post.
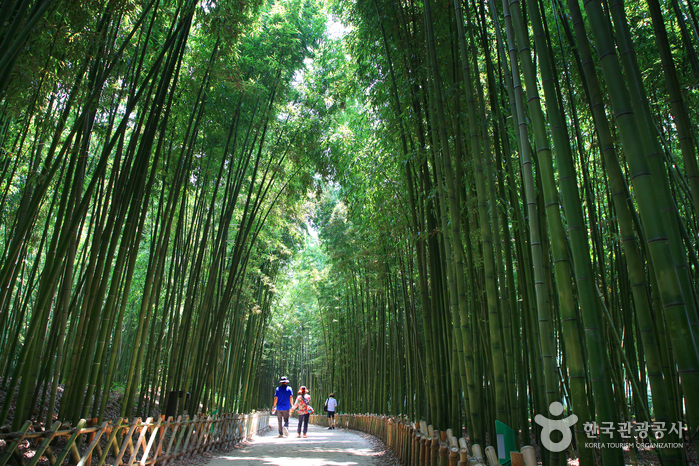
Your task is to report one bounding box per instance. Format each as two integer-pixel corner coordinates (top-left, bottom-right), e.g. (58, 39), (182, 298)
(448, 436), (458, 466)
(458, 437), (468, 466)
(413, 424), (420, 466)
(520, 446), (537, 466)
(27, 421), (61, 466)
(139, 417), (161, 466)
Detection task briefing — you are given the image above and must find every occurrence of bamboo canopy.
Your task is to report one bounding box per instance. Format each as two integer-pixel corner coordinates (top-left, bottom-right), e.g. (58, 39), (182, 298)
(1, 0), (699, 463)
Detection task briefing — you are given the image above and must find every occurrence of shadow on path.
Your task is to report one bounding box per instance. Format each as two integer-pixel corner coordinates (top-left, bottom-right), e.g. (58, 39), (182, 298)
(206, 418), (390, 465)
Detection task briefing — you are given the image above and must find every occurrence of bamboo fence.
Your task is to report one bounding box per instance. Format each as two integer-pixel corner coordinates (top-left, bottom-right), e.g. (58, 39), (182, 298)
(310, 414), (537, 466)
(0, 412), (269, 466)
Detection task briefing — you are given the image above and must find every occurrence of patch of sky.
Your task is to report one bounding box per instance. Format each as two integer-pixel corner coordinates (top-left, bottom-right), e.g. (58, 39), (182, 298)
(326, 16), (351, 40)
(199, 0), (215, 13)
(291, 11), (350, 90)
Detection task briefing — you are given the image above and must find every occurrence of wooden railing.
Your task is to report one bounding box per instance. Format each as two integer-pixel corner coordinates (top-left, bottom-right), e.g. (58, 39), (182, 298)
(310, 413), (537, 466)
(0, 412), (269, 466)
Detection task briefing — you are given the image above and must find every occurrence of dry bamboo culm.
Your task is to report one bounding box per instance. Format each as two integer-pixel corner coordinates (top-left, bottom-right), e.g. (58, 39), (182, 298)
(0, 412), (270, 466)
(310, 414), (538, 466)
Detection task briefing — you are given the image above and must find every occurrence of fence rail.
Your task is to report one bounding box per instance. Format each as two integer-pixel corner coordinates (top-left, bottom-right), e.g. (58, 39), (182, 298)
(0, 412), (269, 466)
(310, 413), (537, 466)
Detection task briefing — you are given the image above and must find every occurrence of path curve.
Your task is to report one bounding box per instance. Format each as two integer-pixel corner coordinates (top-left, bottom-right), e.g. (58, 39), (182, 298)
(205, 418), (399, 466)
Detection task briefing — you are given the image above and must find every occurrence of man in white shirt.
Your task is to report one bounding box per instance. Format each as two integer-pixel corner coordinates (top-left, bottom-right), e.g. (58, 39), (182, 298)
(325, 393), (338, 429)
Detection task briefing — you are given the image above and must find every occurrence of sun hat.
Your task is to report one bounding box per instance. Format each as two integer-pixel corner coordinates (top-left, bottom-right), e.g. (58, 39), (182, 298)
(299, 386), (307, 393)
(279, 376), (289, 384)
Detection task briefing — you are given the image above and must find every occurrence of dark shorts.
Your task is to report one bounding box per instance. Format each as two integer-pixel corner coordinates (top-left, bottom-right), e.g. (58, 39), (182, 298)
(327, 411), (335, 418)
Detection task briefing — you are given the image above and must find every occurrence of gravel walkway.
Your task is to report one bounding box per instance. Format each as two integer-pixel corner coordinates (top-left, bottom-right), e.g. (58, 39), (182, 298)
(204, 418), (401, 466)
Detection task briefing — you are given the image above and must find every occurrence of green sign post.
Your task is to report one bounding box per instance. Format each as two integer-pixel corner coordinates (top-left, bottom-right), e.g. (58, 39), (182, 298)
(496, 420), (517, 465)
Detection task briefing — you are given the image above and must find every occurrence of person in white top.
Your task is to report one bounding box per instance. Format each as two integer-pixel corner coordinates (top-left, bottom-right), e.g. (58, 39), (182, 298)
(325, 393), (338, 429)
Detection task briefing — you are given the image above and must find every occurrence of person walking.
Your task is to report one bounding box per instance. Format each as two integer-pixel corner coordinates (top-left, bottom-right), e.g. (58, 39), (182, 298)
(272, 376), (293, 437)
(325, 393), (338, 429)
(291, 386), (311, 438)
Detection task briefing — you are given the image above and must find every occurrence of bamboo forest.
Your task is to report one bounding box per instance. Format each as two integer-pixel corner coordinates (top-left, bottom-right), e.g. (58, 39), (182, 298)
(2, 0), (699, 463)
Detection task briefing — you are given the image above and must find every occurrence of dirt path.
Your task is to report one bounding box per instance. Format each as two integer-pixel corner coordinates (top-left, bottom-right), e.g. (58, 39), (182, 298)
(205, 418), (400, 466)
